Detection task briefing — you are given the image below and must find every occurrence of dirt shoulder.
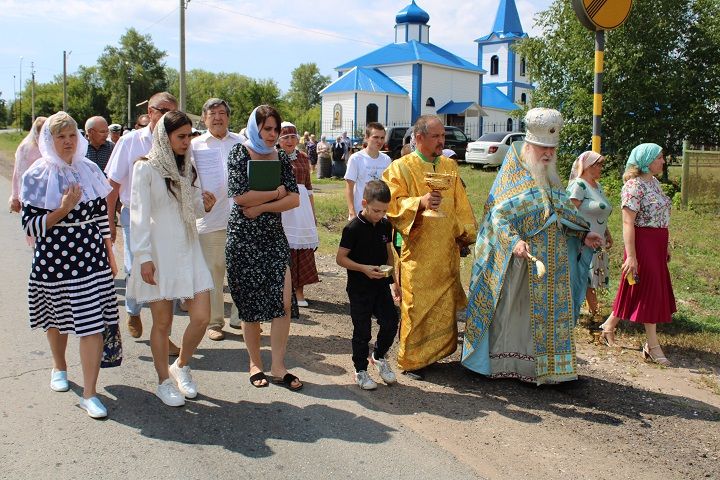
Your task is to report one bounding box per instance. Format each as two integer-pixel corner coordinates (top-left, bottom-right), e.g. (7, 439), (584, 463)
(301, 255), (719, 479)
(3, 150), (718, 479)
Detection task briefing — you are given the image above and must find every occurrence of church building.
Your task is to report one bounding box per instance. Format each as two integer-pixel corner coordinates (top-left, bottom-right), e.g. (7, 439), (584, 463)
(320, 0), (532, 141)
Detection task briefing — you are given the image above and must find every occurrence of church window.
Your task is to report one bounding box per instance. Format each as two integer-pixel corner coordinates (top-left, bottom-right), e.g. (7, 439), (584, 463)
(520, 57), (527, 76)
(490, 56), (499, 75)
(521, 93), (527, 104)
(426, 97), (435, 107)
(507, 118), (513, 131)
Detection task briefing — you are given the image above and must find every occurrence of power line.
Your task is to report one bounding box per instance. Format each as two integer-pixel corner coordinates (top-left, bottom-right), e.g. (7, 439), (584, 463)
(192, 0), (383, 47)
(142, 5), (181, 32)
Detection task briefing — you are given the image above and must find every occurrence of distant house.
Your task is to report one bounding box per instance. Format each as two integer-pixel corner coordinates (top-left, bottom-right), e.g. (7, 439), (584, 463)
(319, 0), (533, 141)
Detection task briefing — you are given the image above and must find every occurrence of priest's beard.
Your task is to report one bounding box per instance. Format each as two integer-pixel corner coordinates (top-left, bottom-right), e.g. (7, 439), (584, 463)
(523, 145), (561, 188)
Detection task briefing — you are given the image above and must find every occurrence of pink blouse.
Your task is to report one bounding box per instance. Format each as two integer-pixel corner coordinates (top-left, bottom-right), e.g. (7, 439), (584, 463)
(621, 177), (671, 228)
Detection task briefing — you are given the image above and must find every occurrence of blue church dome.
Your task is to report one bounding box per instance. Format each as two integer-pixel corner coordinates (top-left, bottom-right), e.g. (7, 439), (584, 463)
(396, 0), (430, 24)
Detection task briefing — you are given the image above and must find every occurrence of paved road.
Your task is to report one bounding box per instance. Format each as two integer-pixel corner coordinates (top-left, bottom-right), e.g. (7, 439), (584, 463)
(0, 175), (480, 480)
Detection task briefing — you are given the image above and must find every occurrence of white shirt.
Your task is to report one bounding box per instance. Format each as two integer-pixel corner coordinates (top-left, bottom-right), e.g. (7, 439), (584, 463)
(344, 149), (391, 215)
(105, 126), (153, 205)
(191, 130), (243, 234)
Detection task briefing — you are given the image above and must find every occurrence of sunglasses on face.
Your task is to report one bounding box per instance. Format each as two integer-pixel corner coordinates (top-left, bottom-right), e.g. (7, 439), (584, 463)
(150, 106), (172, 114)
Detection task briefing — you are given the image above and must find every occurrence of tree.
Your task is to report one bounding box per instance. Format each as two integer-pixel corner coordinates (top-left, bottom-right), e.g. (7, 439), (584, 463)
(166, 68), (283, 131)
(97, 28), (168, 127)
(0, 96), (8, 127)
(514, 0), (719, 173)
(286, 63), (330, 112)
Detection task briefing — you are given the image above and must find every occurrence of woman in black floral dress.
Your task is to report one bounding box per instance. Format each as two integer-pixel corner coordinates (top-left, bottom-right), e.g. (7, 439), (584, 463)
(226, 105), (303, 390)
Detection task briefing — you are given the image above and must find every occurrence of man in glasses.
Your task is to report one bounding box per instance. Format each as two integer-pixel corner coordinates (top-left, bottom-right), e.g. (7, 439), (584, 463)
(84, 116), (114, 172)
(105, 91), (180, 352)
(134, 114), (150, 130)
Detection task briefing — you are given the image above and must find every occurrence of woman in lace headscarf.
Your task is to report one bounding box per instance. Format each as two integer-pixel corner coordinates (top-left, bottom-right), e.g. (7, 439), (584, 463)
(20, 111), (118, 419)
(127, 111), (216, 407)
(10, 116), (47, 213)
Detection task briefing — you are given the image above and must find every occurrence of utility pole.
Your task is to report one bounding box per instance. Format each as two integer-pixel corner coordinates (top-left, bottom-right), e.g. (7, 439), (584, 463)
(30, 62), (35, 123)
(126, 61), (132, 129)
(19, 56), (23, 129)
(62, 50), (68, 111)
(179, 0), (189, 111)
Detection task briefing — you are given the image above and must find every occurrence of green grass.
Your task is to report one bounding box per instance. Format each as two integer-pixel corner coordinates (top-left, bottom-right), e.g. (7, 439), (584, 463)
(313, 163), (719, 345)
(0, 131), (25, 157)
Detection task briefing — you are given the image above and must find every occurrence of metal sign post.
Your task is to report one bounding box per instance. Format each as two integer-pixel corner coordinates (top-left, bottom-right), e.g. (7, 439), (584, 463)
(571, 0), (633, 154)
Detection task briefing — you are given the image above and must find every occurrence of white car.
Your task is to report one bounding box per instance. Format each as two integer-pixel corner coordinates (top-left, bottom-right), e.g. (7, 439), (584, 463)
(465, 132), (525, 168)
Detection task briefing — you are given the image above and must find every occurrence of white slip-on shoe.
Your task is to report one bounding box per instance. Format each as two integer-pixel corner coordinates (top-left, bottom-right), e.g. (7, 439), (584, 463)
(370, 353), (397, 384)
(297, 299), (309, 307)
(50, 369), (69, 392)
(79, 396), (107, 419)
(169, 360), (198, 399)
(156, 379), (185, 407)
(355, 370), (378, 390)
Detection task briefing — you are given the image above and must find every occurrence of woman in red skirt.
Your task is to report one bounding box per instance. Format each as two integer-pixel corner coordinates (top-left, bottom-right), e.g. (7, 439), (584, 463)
(599, 143), (676, 365)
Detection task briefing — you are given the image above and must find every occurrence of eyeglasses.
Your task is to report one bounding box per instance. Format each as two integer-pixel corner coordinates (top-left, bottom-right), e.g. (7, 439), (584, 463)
(150, 106), (172, 114)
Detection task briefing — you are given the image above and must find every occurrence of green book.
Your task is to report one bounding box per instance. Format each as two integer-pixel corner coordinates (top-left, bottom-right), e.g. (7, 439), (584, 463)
(247, 160), (281, 191)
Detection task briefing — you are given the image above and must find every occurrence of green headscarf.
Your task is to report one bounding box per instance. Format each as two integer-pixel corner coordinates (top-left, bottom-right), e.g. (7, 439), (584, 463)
(626, 143), (662, 173)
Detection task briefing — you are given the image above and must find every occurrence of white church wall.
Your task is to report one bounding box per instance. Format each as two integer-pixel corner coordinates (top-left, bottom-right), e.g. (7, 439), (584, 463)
(483, 107), (522, 135)
(483, 42), (509, 84)
(387, 96), (411, 127)
(321, 94), (356, 140)
(377, 65), (414, 96)
(420, 65), (480, 116)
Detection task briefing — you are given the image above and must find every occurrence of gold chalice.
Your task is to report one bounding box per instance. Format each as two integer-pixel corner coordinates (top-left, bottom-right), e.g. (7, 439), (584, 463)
(422, 172), (455, 218)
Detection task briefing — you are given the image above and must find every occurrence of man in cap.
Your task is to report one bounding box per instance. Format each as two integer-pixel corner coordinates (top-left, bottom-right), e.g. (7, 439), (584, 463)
(462, 107), (603, 385)
(191, 98), (243, 341)
(382, 114), (477, 380)
(105, 91), (180, 352)
(108, 124), (123, 143)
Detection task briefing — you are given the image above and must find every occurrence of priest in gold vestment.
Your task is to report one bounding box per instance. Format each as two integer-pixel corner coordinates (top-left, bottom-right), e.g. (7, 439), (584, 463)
(382, 115), (477, 378)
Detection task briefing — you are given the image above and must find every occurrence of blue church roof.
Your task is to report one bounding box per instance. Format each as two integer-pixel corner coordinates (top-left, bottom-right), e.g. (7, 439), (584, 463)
(482, 85), (520, 110)
(320, 67), (408, 95)
(336, 40), (483, 73)
(437, 101), (478, 114)
(396, 0), (430, 24)
(475, 0), (528, 42)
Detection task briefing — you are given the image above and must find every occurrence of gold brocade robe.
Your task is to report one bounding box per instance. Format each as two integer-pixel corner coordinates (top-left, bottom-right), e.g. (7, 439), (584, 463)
(382, 153), (477, 371)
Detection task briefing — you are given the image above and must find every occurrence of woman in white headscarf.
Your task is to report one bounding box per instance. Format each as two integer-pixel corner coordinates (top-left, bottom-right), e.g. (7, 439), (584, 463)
(128, 111), (216, 407)
(566, 151), (613, 323)
(20, 111), (119, 419)
(10, 116), (47, 213)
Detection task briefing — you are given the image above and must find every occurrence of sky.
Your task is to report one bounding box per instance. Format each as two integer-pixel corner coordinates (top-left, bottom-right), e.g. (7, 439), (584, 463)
(0, 0), (553, 109)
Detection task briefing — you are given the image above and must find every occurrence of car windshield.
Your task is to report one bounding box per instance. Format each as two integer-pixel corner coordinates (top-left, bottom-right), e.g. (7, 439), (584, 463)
(477, 133), (507, 142)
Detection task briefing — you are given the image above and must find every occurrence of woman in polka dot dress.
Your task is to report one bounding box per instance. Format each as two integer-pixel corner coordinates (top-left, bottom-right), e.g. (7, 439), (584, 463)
(20, 111), (119, 419)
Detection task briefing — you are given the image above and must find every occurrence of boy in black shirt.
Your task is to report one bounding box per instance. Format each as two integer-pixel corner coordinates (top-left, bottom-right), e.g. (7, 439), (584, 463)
(337, 180), (400, 390)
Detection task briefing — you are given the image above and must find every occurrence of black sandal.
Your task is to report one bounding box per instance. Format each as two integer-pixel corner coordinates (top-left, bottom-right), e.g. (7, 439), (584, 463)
(271, 372), (303, 391)
(249, 371), (269, 388)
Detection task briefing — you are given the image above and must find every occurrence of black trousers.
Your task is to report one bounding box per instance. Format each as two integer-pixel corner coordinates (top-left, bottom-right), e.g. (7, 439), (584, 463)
(348, 285), (399, 372)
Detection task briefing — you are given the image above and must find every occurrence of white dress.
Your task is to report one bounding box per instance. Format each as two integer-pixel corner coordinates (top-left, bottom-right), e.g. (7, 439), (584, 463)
(127, 161), (214, 303)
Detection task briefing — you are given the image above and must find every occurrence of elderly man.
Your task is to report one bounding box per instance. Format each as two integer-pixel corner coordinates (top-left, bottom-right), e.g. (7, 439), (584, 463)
(462, 108), (603, 385)
(108, 124), (123, 143)
(191, 98), (243, 341)
(105, 92), (179, 350)
(85, 116), (114, 171)
(134, 114), (150, 129)
(382, 115), (477, 379)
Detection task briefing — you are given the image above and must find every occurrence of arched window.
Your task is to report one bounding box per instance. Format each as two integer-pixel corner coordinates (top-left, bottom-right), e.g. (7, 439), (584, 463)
(366, 103), (378, 123)
(520, 57), (527, 76)
(520, 93), (527, 104)
(425, 97), (435, 107)
(507, 118), (513, 131)
(490, 55), (499, 75)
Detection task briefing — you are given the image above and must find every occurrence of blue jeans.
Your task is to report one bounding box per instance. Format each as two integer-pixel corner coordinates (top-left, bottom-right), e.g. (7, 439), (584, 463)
(121, 206), (144, 316)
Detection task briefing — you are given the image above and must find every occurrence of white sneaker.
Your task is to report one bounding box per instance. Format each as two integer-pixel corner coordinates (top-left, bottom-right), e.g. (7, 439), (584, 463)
(371, 353), (397, 384)
(79, 396), (107, 419)
(355, 370), (377, 390)
(156, 379), (185, 407)
(169, 360), (198, 398)
(50, 369), (69, 392)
